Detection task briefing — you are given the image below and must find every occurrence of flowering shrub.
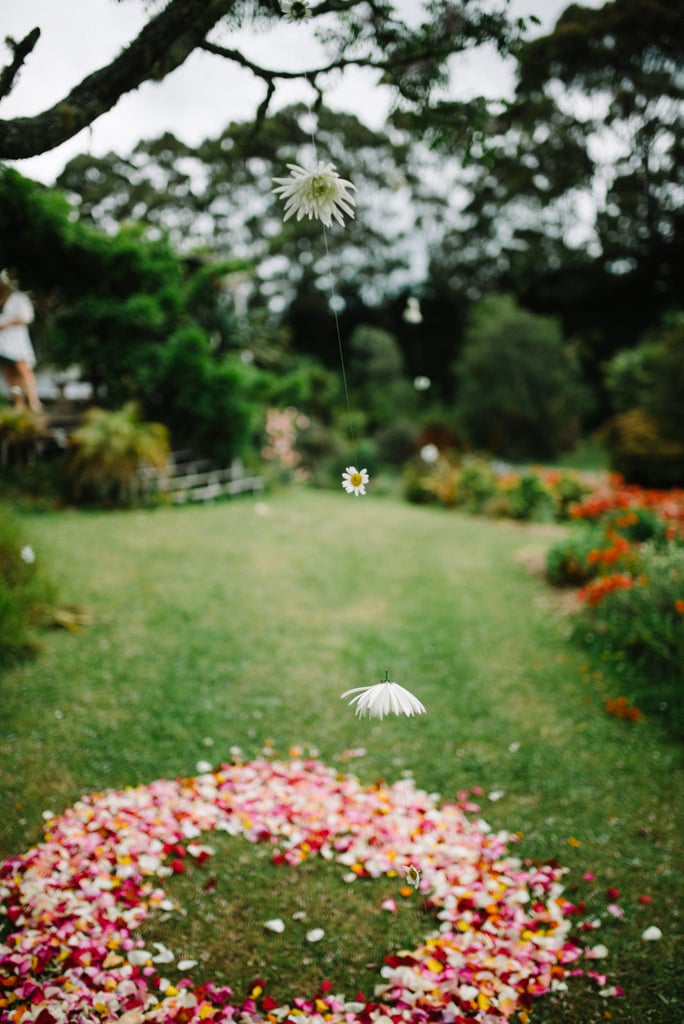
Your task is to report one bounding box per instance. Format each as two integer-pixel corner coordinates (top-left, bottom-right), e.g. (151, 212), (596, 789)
(261, 407), (311, 482)
(404, 456), (591, 522)
(546, 481), (676, 589)
(541, 474), (684, 732)
(604, 696), (642, 722)
(576, 544), (684, 735)
(578, 572), (636, 607)
(546, 526), (605, 586)
(499, 472), (555, 521)
(569, 474), (684, 538)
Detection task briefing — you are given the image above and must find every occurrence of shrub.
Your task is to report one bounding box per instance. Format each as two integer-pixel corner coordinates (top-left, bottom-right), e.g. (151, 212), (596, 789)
(143, 327), (260, 463)
(540, 470), (592, 521)
(375, 420), (419, 467)
(455, 457), (498, 513)
(67, 403), (169, 506)
(453, 295), (587, 460)
(0, 407), (45, 463)
(546, 526), (605, 586)
(500, 472), (555, 521)
(0, 508), (56, 668)
(600, 409), (684, 488)
(576, 543), (684, 735)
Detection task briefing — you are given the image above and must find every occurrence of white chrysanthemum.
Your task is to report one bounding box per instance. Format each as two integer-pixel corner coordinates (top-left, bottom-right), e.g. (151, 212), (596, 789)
(272, 162), (356, 228)
(342, 465), (369, 496)
(282, 0), (312, 20)
(341, 676), (426, 720)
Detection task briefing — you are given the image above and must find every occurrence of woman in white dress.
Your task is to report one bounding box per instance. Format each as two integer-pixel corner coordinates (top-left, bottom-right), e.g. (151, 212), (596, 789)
(0, 276), (42, 413)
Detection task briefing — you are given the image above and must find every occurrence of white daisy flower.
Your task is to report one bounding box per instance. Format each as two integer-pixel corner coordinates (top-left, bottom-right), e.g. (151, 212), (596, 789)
(282, 0), (312, 20)
(272, 162), (356, 228)
(342, 465), (369, 496)
(20, 545), (36, 564)
(402, 864), (422, 889)
(341, 674), (426, 720)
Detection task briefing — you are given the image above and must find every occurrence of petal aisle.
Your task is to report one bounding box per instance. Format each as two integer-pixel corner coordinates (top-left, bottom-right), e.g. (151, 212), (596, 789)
(0, 755), (616, 1022)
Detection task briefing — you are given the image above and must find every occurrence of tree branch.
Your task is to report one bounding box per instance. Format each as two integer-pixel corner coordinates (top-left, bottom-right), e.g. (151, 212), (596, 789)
(198, 37), (460, 122)
(0, 28), (41, 103)
(0, 0), (239, 159)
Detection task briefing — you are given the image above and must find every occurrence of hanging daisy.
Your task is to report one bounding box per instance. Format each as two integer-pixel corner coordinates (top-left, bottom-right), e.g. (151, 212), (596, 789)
(342, 465), (369, 496)
(342, 673), (426, 720)
(272, 161), (356, 228)
(282, 0), (312, 20)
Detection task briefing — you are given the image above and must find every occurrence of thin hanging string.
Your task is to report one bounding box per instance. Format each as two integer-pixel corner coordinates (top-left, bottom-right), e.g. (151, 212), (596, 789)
(295, 56), (421, 913)
(302, 112), (401, 699)
(305, 115), (358, 461)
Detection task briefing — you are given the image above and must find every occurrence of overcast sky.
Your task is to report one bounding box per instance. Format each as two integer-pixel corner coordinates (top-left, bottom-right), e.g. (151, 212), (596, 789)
(2, 0), (601, 185)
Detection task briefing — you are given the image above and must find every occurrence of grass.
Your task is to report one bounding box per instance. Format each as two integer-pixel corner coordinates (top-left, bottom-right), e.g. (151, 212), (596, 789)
(1, 488), (682, 1021)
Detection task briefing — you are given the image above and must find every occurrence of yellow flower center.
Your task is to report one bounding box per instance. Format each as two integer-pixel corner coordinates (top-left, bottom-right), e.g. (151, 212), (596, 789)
(350, 472), (362, 487)
(310, 175), (334, 199)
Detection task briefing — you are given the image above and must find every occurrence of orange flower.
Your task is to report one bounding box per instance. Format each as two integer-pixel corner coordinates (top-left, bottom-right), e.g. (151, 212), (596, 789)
(578, 573), (635, 606)
(605, 696), (642, 722)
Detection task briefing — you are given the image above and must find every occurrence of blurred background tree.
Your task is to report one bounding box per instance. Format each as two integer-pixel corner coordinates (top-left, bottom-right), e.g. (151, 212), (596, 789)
(453, 295), (588, 461)
(0, 0), (682, 488)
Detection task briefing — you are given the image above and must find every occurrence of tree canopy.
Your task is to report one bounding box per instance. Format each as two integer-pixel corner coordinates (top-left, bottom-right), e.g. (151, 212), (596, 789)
(0, 0), (527, 160)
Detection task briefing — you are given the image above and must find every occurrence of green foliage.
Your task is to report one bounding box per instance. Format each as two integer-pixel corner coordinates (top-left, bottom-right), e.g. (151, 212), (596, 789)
(500, 473), (555, 521)
(262, 359), (341, 422)
(425, 0), (684, 403)
(143, 327), (260, 462)
(0, 508), (55, 667)
(604, 342), (662, 414)
(375, 420), (419, 467)
(577, 543), (684, 735)
(545, 526), (603, 587)
(455, 457), (497, 513)
(453, 295), (586, 460)
(0, 407), (45, 447)
(0, 171), (260, 457)
(602, 315), (684, 486)
(348, 324), (416, 430)
(600, 409), (684, 489)
(67, 403), (169, 506)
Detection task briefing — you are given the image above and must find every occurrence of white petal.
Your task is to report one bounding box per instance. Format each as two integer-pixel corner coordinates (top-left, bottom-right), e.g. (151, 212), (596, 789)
(127, 949), (151, 965)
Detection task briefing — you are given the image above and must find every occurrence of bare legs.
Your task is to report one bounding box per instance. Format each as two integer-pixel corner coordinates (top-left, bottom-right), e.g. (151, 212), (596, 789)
(2, 361), (42, 413)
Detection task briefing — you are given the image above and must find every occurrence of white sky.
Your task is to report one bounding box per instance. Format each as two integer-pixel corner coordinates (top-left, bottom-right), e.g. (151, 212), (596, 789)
(1, 0), (601, 184)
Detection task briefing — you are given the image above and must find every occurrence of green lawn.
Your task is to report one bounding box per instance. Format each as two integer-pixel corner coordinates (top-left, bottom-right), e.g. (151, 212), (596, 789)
(2, 488), (682, 1020)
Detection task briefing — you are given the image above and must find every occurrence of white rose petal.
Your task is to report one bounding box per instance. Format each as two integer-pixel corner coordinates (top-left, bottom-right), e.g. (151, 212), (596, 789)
(641, 926), (663, 941)
(151, 942), (174, 964)
(264, 918), (286, 933)
(127, 949), (151, 965)
(306, 928), (325, 942)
